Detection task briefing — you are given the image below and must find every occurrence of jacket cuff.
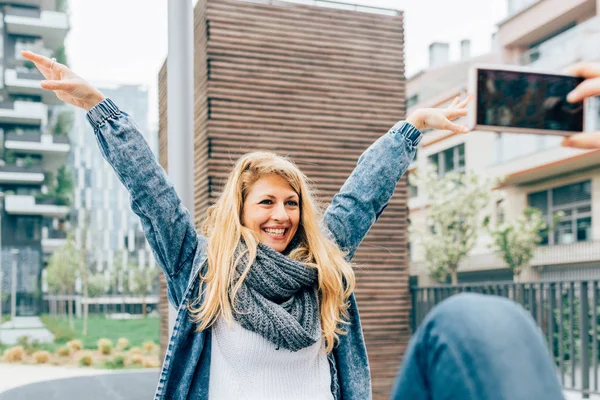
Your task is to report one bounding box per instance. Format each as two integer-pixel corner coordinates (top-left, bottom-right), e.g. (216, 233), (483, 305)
(86, 98), (121, 130)
(390, 120), (422, 147)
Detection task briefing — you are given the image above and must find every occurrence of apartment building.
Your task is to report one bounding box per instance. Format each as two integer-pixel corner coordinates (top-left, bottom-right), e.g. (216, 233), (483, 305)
(409, 0), (600, 285)
(0, 0), (69, 315)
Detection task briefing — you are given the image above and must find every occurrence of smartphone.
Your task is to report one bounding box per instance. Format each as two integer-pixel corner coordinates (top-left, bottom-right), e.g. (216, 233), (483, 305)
(468, 64), (586, 136)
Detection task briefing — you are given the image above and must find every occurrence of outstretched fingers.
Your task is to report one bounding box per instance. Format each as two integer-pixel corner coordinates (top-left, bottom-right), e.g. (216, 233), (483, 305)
(443, 119), (469, 134)
(21, 50), (54, 69)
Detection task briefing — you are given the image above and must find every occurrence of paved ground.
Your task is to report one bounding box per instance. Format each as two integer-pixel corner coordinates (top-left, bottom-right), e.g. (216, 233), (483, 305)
(0, 359), (594, 399)
(0, 369), (159, 400)
(0, 317), (54, 345)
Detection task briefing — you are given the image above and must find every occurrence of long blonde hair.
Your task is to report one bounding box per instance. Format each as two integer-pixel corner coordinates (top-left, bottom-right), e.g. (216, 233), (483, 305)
(188, 152), (355, 352)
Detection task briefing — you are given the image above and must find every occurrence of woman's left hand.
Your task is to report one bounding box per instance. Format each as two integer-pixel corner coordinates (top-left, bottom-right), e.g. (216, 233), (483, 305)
(407, 95), (472, 134)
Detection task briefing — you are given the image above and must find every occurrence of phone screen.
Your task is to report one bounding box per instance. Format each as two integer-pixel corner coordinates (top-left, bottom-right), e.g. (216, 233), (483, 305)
(476, 68), (585, 132)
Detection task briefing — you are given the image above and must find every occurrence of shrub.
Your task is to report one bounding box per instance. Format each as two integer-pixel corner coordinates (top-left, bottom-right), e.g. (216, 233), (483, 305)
(97, 338), (113, 355)
(128, 347), (143, 355)
(57, 346), (70, 357)
(52, 327), (75, 343)
(142, 341), (157, 353)
(79, 351), (93, 367)
(116, 338), (130, 351)
(16, 336), (30, 348)
(104, 355), (125, 369)
(67, 339), (83, 352)
(128, 354), (144, 366)
(142, 357), (160, 368)
(33, 351), (51, 364)
(4, 346), (25, 362)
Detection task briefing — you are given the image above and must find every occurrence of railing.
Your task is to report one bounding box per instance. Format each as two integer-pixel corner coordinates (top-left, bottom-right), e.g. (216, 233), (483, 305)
(41, 294), (159, 316)
(5, 131), (42, 142)
(15, 68), (43, 80)
(4, 5), (41, 18)
(412, 280), (600, 395)
(0, 164), (43, 173)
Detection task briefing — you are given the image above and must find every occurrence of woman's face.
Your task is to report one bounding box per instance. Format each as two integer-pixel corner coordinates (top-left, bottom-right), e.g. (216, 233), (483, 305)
(242, 174), (300, 253)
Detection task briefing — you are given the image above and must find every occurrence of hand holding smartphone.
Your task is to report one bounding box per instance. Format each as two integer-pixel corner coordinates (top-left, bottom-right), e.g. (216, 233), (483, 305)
(468, 64), (586, 136)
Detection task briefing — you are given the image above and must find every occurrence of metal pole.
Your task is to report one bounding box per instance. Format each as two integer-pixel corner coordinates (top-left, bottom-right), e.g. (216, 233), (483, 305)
(0, 193), (3, 340)
(167, 0), (194, 332)
(10, 249), (18, 321)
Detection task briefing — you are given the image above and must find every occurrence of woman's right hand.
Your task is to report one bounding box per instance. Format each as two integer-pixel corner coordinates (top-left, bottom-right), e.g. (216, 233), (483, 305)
(21, 50), (105, 111)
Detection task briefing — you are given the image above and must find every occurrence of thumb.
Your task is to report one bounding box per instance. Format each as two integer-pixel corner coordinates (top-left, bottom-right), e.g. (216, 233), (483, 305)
(40, 80), (72, 91)
(561, 132), (600, 149)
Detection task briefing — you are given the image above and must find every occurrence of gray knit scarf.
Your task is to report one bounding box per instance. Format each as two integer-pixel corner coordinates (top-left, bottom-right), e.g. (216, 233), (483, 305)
(231, 240), (320, 352)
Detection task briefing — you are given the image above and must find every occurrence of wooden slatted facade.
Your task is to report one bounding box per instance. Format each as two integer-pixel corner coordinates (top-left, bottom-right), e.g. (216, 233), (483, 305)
(158, 0), (409, 397)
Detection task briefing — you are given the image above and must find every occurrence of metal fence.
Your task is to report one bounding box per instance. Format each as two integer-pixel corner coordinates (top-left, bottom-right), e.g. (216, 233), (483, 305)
(411, 280), (600, 397)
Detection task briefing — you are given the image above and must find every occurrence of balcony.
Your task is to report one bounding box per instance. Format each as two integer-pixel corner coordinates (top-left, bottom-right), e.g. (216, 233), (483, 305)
(4, 6), (68, 50)
(5, 194), (69, 217)
(520, 16), (600, 70)
(0, 101), (47, 126)
(0, 164), (44, 184)
(41, 226), (67, 253)
(491, 148), (600, 187)
(5, 131), (69, 170)
(4, 68), (62, 105)
(497, 0), (595, 49)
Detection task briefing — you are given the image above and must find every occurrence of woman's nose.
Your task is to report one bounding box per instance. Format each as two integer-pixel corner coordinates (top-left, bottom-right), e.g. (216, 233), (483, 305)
(271, 203), (289, 221)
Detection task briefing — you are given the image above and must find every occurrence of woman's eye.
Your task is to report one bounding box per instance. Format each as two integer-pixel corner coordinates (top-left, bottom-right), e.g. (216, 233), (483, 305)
(286, 200), (299, 207)
(259, 199), (273, 205)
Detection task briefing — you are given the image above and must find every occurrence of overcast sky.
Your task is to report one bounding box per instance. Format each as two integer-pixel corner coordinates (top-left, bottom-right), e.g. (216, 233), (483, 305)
(64, 0), (507, 127)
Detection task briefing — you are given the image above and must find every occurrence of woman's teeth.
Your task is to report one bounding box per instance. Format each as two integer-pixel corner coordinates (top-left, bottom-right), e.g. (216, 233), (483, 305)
(264, 228), (285, 237)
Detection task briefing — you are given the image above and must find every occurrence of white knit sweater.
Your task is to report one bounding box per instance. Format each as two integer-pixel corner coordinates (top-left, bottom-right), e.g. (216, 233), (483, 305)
(208, 316), (334, 400)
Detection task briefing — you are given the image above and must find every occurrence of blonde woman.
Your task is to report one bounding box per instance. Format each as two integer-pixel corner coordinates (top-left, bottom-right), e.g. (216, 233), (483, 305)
(23, 50), (564, 400)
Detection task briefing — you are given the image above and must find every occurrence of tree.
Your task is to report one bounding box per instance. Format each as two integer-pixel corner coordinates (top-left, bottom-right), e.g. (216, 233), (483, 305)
(54, 46), (68, 66)
(130, 266), (159, 319)
(111, 251), (132, 313)
(37, 165), (73, 206)
(52, 110), (73, 137)
(77, 212), (93, 337)
(46, 234), (79, 328)
(486, 207), (554, 281)
(86, 273), (106, 314)
(410, 167), (492, 284)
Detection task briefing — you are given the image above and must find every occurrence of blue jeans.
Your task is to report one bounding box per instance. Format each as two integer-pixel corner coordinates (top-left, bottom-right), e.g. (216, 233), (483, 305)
(391, 293), (565, 400)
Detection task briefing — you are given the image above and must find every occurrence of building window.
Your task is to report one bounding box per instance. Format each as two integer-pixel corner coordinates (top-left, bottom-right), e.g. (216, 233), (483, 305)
(16, 216), (40, 241)
(496, 199), (505, 225)
(528, 180), (592, 245)
(428, 144), (465, 177)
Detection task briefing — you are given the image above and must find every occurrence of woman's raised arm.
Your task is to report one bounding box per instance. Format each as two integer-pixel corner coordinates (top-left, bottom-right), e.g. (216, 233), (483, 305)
(22, 50), (200, 307)
(324, 96), (471, 259)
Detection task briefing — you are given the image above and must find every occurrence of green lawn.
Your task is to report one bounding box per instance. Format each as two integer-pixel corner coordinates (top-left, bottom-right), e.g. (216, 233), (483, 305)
(40, 315), (160, 350)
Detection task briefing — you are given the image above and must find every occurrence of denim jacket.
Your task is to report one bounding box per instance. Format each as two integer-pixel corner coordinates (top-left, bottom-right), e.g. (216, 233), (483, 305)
(86, 98), (421, 400)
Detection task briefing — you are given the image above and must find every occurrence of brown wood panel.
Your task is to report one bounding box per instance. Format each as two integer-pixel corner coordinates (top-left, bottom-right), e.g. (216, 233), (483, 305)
(158, 0), (410, 398)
